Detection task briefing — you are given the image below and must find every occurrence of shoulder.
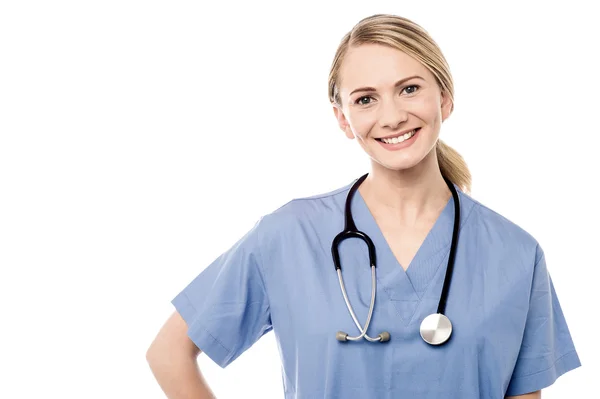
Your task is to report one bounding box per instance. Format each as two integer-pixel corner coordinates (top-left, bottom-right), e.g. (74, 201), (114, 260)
(254, 180), (352, 238)
(460, 190), (543, 265)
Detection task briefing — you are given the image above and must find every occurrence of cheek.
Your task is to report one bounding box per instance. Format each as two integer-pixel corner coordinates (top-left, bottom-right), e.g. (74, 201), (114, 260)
(419, 95), (443, 122)
(347, 110), (377, 137)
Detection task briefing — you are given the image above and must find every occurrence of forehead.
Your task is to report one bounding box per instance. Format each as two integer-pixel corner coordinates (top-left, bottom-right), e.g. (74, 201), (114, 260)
(339, 43), (433, 91)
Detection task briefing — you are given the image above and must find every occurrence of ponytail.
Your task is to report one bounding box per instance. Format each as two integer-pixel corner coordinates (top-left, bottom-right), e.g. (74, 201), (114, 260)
(437, 139), (472, 194)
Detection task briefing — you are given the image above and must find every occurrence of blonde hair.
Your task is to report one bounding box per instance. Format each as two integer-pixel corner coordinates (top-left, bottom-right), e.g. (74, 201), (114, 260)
(328, 14), (472, 193)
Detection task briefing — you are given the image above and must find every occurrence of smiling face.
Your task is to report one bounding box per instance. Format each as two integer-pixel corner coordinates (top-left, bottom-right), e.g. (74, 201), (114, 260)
(333, 43), (453, 173)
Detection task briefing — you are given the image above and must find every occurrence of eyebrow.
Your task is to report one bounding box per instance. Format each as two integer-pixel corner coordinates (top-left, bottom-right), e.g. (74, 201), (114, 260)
(349, 75), (425, 96)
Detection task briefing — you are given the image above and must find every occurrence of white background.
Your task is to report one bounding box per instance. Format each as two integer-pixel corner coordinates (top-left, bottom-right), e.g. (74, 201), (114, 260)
(0, 1), (596, 398)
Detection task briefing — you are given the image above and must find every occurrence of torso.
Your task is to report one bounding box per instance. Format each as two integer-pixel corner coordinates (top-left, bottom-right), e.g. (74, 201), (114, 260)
(255, 180), (555, 398)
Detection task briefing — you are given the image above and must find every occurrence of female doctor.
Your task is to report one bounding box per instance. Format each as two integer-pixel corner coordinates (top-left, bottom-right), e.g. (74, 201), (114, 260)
(146, 14), (580, 398)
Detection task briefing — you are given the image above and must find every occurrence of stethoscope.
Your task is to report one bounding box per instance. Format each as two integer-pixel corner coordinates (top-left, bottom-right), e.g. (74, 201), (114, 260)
(331, 173), (460, 345)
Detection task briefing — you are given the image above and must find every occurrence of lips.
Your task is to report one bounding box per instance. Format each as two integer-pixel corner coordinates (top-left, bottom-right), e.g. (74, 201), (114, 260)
(375, 127), (421, 141)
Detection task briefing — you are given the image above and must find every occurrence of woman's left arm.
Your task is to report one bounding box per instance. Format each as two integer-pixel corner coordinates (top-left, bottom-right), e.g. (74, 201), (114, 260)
(506, 390), (541, 399)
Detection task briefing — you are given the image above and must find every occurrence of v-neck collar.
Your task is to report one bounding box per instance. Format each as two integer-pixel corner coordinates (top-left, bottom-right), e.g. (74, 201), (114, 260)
(350, 182), (463, 324)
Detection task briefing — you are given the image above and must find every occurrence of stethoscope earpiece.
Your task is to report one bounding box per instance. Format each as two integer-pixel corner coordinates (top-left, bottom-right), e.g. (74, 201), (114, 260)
(336, 330), (390, 343)
(332, 173), (460, 346)
(378, 331), (391, 342)
(335, 331), (348, 341)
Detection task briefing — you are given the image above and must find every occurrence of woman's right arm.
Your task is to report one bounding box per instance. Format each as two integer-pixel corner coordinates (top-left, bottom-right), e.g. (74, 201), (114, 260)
(146, 310), (216, 399)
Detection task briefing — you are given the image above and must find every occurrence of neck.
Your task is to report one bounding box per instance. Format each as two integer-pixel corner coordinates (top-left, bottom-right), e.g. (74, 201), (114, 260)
(358, 149), (452, 225)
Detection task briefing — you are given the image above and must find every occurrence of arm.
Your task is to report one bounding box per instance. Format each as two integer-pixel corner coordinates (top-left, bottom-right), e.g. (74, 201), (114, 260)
(146, 310), (216, 399)
(506, 390), (541, 399)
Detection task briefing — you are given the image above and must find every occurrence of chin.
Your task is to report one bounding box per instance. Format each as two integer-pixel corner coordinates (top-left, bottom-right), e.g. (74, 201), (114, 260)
(375, 158), (422, 172)
(371, 145), (434, 172)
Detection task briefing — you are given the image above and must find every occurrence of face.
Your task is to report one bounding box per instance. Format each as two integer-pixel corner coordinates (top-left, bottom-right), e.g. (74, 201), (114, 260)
(333, 43), (452, 172)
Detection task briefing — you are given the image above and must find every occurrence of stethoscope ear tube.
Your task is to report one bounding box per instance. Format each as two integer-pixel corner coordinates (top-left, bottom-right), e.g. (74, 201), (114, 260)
(334, 265), (390, 342)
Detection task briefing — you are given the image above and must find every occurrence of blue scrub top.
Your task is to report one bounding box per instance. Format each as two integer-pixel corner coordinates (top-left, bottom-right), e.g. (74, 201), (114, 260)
(172, 179), (581, 398)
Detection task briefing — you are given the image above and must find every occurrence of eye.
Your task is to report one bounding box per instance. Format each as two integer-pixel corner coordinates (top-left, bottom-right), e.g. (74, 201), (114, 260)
(402, 84), (420, 95)
(355, 96), (374, 105)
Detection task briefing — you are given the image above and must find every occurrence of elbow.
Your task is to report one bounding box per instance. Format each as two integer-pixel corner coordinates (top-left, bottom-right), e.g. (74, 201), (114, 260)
(145, 343), (160, 367)
(146, 337), (169, 369)
(146, 343), (174, 377)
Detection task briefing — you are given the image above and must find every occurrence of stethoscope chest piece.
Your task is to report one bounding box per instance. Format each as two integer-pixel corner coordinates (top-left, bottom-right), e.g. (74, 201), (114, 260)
(419, 313), (452, 345)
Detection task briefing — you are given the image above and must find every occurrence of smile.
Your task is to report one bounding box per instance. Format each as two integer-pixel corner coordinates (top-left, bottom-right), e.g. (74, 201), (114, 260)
(376, 128), (420, 144)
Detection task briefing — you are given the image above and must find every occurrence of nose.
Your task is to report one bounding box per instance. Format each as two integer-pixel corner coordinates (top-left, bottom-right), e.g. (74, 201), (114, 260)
(378, 97), (408, 130)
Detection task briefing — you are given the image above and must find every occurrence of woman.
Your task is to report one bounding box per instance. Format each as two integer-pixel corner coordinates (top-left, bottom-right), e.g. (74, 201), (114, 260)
(146, 14), (580, 398)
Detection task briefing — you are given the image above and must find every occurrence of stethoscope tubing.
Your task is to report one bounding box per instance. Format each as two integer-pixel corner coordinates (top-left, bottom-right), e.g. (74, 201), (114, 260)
(437, 182), (460, 315)
(332, 172), (460, 345)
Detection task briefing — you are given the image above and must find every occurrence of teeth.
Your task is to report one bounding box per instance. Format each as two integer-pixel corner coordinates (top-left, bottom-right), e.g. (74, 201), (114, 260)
(381, 129), (417, 144)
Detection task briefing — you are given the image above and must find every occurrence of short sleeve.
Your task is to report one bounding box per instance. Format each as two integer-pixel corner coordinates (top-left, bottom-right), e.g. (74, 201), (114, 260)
(505, 244), (581, 396)
(171, 218), (272, 368)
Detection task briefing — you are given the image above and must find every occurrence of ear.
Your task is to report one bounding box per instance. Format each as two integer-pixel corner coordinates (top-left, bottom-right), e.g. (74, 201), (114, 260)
(332, 105), (354, 140)
(441, 91), (453, 123)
